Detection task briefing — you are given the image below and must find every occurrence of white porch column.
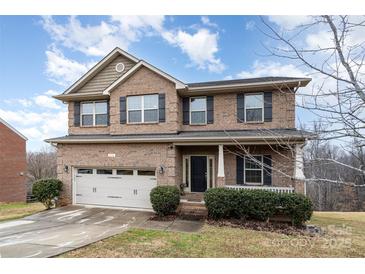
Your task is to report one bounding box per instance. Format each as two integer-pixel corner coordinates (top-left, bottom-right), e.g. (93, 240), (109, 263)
(217, 144), (225, 187)
(294, 143), (306, 195)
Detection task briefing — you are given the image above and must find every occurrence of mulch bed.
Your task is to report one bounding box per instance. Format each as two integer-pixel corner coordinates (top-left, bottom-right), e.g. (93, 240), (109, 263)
(207, 219), (316, 236)
(149, 214), (177, 222)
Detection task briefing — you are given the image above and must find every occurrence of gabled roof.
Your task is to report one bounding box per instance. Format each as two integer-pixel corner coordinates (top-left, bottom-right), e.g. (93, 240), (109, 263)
(103, 60), (186, 95)
(63, 47), (139, 95)
(0, 117), (27, 140)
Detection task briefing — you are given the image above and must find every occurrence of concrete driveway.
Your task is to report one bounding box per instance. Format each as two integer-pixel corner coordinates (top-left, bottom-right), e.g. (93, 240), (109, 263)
(0, 206), (153, 258)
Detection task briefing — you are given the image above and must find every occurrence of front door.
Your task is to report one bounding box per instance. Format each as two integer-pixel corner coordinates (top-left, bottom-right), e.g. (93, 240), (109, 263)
(190, 156), (207, 192)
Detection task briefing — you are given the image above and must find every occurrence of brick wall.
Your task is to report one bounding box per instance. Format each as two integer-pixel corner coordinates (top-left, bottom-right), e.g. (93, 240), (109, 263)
(0, 123), (26, 202)
(56, 143), (179, 205)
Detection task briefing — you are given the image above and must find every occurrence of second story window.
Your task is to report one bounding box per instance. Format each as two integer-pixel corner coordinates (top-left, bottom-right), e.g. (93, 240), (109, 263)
(245, 93), (263, 122)
(127, 94), (158, 123)
(81, 101), (107, 126)
(190, 97), (207, 125)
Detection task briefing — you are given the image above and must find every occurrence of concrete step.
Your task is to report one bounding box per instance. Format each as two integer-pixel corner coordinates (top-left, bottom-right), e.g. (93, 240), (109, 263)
(178, 202), (208, 220)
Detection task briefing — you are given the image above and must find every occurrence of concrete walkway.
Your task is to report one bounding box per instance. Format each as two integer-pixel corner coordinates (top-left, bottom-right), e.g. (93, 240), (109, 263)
(0, 206), (203, 258)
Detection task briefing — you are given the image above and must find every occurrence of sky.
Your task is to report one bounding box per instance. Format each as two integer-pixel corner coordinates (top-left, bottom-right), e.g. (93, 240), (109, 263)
(0, 15), (317, 151)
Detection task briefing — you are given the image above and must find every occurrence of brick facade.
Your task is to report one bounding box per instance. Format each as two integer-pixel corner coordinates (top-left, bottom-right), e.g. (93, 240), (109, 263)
(0, 122), (27, 202)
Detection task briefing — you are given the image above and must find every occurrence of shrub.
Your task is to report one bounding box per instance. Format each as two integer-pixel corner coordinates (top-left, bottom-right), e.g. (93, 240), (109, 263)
(32, 178), (63, 209)
(150, 186), (180, 216)
(204, 188), (313, 226)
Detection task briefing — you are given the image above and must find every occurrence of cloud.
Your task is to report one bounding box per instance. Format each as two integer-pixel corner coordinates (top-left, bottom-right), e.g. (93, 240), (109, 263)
(162, 28), (225, 73)
(4, 98), (33, 107)
(45, 47), (95, 86)
(201, 16), (218, 28)
(44, 89), (59, 96)
(34, 95), (61, 109)
(42, 16), (165, 57)
(268, 16), (313, 30)
(236, 60), (307, 79)
(245, 21), (255, 31)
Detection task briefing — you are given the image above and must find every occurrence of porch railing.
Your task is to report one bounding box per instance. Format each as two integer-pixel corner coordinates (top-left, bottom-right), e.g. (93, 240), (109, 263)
(225, 185), (294, 194)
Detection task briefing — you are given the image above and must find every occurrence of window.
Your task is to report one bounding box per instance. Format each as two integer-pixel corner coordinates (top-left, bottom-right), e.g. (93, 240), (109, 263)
(190, 97), (206, 124)
(244, 155), (263, 185)
(137, 170), (155, 176)
(96, 169), (112, 175)
(116, 169), (134, 175)
(81, 101), (108, 126)
(77, 168), (93, 174)
(127, 94), (158, 123)
(245, 94), (263, 122)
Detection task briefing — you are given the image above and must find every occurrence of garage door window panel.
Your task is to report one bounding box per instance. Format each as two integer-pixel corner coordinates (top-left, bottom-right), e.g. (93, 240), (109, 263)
(137, 170), (156, 176)
(117, 169), (134, 176)
(96, 169), (113, 175)
(77, 168), (93, 174)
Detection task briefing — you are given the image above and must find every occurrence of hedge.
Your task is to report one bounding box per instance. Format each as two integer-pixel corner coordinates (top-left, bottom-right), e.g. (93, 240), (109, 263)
(204, 188), (313, 226)
(150, 186), (180, 216)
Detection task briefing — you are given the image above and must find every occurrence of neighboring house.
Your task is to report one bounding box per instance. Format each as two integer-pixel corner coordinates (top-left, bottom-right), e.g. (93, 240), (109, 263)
(46, 47), (312, 210)
(0, 117), (27, 202)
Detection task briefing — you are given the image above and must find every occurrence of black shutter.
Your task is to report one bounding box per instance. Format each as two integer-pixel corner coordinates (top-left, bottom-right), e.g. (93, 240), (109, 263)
(237, 93), (245, 123)
(158, 93), (166, 123)
(119, 96), (126, 124)
(264, 92), (272, 122)
(107, 100), (110, 126)
(263, 155), (272, 186)
(236, 155), (244, 185)
(74, 102), (80, 126)
(207, 96), (214, 124)
(183, 97), (190, 125)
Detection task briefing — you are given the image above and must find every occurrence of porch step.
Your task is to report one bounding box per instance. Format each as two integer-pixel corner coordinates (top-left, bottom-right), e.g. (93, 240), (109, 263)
(178, 202), (208, 220)
(181, 192), (204, 202)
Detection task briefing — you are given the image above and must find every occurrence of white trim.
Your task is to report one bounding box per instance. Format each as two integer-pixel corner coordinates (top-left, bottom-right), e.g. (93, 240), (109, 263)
(244, 93), (264, 123)
(126, 94), (159, 124)
(103, 60), (186, 95)
(46, 135), (308, 144)
(189, 96), (207, 125)
(115, 62), (125, 73)
(186, 78), (311, 92)
(0, 117), (27, 140)
(243, 155), (264, 186)
(183, 154), (215, 193)
(64, 47), (139, 95)
(294, 144), (306, 180)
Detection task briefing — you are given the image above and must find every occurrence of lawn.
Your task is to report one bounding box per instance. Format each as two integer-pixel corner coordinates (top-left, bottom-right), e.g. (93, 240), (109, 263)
(0, 202), (45, 222)
(61, 212), (365, 258)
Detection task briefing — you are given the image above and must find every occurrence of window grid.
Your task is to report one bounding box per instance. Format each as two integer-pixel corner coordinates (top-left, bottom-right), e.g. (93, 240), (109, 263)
(189, 96), (207, 125)
(244, 93), (264, 123)
(244, 155), (264, 185)
(80, 101), (107, 126)
(127, 95), (159, 124)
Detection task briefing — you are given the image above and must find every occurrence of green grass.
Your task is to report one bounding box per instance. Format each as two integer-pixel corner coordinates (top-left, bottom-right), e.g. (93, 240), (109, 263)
(0, 202), (45, 222)
(60, 212), (365, 258)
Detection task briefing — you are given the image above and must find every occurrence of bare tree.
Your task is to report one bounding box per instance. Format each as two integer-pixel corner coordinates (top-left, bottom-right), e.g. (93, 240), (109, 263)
(27, 146), (57, 182)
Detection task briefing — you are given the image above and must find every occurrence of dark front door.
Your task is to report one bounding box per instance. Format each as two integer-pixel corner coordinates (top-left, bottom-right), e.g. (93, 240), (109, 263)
(190, 156), (207, 192)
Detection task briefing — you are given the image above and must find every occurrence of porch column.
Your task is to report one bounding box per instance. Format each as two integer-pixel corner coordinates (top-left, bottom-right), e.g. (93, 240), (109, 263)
(294, 144), (306, 195)
(217, 144), (225, 187)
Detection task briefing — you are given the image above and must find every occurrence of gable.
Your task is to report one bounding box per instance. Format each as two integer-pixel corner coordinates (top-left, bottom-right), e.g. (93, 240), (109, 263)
(0, 118), (27, 140)
(74, 55), (137, 94)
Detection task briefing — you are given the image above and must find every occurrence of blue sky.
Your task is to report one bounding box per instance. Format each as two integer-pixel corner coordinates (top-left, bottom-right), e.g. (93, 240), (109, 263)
(0, 16), (314, 151)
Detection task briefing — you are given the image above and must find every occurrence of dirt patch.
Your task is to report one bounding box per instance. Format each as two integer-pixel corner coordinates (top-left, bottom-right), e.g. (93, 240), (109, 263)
(149, 214), (177, 222)
(207, 219), (317, 236)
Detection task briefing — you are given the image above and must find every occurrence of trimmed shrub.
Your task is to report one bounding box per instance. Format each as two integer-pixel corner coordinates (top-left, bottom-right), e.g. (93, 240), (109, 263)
(150, 186), (180, 216)
(32, 178), (63, 209)
(204, 188), (313, 226)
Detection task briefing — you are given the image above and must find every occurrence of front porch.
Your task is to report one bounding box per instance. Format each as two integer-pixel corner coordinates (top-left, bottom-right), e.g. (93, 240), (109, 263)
(175, 142), (306, 197)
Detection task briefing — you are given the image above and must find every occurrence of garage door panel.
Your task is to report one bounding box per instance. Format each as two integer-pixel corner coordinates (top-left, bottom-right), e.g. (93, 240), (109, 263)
(74, 168), (157, 209)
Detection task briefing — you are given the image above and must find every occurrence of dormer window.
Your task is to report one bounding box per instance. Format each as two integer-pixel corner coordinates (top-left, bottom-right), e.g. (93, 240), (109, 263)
(81, 101), (108, 126)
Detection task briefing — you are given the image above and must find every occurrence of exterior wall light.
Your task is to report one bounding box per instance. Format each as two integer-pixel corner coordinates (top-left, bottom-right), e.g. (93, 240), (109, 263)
(159, 165), (165, 174)
(64, 165), (69, 173)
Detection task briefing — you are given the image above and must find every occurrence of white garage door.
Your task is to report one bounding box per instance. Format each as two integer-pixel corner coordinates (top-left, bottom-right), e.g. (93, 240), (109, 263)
(74, 168), (157, 209)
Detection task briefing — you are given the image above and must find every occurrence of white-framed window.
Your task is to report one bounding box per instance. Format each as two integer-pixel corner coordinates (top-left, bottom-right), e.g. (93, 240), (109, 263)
(244, 155), (263, 185)
(81, 101), (108, 126)
(127, 94), (159, 123)
(190, 97), (207, 124)
(245, 93), (264, 122)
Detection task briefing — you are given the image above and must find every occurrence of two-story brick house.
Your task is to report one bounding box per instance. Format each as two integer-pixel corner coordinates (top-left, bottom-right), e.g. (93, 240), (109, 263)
(46, 47), (312, 210)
